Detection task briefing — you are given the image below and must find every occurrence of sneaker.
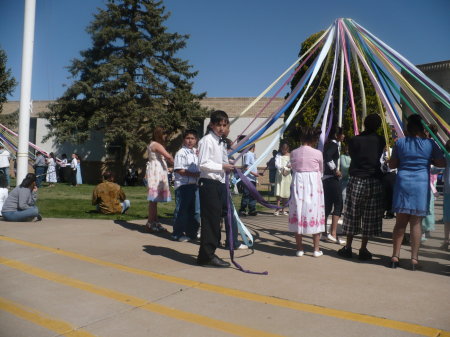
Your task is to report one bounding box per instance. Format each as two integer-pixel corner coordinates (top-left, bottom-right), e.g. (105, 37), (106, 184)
(239, 210), (247, 217)
(337, 238), (346, 245)
(296, 250), (304, 257)
(178, 235), (190, 242)
(237, 244), (248, 250)
(197, 231), (201, 239)
(248, 211), (258, 216)
(283, 211), (289, 216)
(337, 246), (353, 258)
(36, 214), (43, 221)
(274, 211), (280, 216)
(327, 234), (337, 243)
(358, 248), (372, 260)
(313, 250), (323, 257)
(170, 235), (179, 241)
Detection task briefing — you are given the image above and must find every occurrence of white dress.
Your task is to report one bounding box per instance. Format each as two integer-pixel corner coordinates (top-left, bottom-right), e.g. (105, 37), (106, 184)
(46, 158), (57, 183)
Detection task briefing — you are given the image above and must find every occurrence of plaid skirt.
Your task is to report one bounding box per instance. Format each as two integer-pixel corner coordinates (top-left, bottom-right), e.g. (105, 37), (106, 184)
(342, 176), (383, 237)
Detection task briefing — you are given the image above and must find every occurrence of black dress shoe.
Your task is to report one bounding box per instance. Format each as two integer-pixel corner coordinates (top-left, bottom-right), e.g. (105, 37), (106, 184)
(197, 255), (230, 268)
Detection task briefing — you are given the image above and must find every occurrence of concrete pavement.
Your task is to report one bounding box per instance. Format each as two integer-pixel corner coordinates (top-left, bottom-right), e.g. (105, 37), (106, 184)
(0, 199), (449, 337)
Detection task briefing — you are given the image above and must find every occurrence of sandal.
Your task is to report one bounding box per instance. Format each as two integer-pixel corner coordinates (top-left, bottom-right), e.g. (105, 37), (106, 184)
(146, 222), (167, 233)
(389, 256), (400, 269)
(411, 257), (420, 271)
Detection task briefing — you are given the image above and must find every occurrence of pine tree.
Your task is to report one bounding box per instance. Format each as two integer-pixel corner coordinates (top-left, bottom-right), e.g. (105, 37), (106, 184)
(0, 47), (17, 115)
(42, 0), (208, 165)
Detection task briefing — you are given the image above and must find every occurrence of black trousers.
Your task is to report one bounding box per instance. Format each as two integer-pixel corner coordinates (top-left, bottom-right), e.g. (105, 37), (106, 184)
(323, 177), (343, 218)
(382, 172), (396, 213)
(198, 178), (223, 262)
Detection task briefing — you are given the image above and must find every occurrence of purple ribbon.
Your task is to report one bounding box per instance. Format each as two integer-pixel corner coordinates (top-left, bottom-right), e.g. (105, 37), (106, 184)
(226, 173), (268, 275)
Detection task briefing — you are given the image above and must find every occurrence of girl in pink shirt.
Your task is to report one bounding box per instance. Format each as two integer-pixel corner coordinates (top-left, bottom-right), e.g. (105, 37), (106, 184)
(288, 126), (325, 257)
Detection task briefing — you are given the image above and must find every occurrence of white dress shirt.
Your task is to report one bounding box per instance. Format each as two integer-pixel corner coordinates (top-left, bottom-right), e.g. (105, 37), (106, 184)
(173, 146), (199, 189)
(198, 132), (226, 183)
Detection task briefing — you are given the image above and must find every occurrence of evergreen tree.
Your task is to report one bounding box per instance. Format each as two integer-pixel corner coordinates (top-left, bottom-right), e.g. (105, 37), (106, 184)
(0, 47), (17, 115)
(42, 0), (208, 165)
(283, 31), (379, 149)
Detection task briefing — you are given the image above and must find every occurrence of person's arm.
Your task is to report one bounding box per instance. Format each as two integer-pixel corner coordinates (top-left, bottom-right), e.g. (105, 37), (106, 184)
(388, 144), (399, 169)
(17, 188), (33, 210)
(150, 142), (174, 165)
(324, 143), (340, 176)
(118, 187), (126, 202)
(92, 187), (98, 205)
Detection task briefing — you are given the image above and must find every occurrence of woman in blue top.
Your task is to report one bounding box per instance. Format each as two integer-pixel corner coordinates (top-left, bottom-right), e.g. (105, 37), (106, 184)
(389, 115), (445, 270)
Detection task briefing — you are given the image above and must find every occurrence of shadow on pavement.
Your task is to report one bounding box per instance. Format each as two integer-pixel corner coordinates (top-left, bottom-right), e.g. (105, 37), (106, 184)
(142, 245), (197, 265)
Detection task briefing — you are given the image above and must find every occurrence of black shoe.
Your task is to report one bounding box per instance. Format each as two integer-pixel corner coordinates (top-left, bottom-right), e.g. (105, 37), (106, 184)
(36, 214), (43, 221)
(384, 212), (395, 219)
(238, 211), (247, 217)
(337, 246), (353, 258)
(358, 248), (372, 260)
(197, 255), (230, 268)
(248, 211), (258, 216)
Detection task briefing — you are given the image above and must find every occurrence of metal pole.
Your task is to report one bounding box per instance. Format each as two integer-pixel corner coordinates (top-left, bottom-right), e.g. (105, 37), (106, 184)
(17, 0), (36, 185)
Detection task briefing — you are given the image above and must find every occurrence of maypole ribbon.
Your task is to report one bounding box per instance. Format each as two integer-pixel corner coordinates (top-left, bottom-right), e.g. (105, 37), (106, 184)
(225, 173), (268, 275)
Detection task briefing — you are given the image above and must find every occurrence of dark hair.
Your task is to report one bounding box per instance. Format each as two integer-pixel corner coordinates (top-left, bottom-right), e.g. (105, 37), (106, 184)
(152, 126), (165, 145)
(427, 123), (438, 138)
(62, 153), (67, 159)
(364, 114), (382, 132)
(210, 110), (229, 125)
(183, 129), (198, 139)
(328, 125), (344, 141)
(300, 126), (322, 144)
(279, 142), (290, 152)
(103, 171), (114, 181)
(406, 114), (424, 135)
(49, 152), (55, 159)
(20, 173), (36, 188)
(0, 171), (7, 188)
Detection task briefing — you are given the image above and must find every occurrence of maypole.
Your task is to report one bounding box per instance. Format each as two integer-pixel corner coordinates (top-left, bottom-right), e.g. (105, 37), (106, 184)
(17, 0), (37, 184)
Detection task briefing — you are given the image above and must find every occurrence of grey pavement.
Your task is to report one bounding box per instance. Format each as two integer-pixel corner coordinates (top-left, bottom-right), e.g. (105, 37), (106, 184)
(0, 197), (449, 337)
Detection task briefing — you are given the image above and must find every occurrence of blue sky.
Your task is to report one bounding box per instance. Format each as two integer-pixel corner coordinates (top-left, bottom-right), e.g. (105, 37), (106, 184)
(1, 0), (449, 101)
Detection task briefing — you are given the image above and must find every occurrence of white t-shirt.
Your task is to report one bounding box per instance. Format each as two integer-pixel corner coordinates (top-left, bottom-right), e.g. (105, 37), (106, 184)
(0, 188), (9, 215)
(0, 150), (10, 168)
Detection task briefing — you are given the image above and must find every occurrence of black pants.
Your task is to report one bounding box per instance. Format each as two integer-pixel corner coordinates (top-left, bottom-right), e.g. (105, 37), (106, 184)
(382, 172), (396, 213)
(198, 178), (223, 262)
(71, 169), (77, 186)
(323, 177), (343, 218)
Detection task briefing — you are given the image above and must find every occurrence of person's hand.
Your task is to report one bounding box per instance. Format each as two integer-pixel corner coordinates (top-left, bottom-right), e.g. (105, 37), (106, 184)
(33, 185), (38, 192)
(223, 163), (234, 172)
(335, 170), (342, 178)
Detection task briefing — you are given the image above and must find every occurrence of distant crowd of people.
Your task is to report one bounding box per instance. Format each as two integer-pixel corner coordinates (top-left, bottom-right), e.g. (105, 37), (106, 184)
(2, 110), (449, 270)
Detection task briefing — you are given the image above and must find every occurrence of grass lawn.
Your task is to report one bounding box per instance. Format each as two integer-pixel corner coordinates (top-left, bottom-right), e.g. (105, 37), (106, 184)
(30, 181), (274, 221)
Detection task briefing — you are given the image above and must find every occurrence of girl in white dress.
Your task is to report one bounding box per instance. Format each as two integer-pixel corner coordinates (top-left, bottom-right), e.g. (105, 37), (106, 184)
(274, 143), (292, 215)
(288, 127), (325, 257)
(46, 152), (57, 186)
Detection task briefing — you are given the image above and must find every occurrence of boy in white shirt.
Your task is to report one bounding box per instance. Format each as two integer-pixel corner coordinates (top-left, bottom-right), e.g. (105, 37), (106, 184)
(171, 130), (200, 242)
(197, 110), (234, 267)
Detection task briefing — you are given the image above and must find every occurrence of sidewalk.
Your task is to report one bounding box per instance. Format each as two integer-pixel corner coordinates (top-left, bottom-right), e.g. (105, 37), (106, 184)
(0, 199), (449, 337)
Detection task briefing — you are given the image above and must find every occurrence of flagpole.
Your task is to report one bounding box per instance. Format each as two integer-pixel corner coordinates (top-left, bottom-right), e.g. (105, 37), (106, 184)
(17, 0), (36, 184)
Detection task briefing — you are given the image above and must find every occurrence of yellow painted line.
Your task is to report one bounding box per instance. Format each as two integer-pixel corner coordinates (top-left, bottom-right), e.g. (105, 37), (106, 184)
(2, 236), (449, 337)
(0, 256), (283, 337)
(0, 297), (97, 337)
